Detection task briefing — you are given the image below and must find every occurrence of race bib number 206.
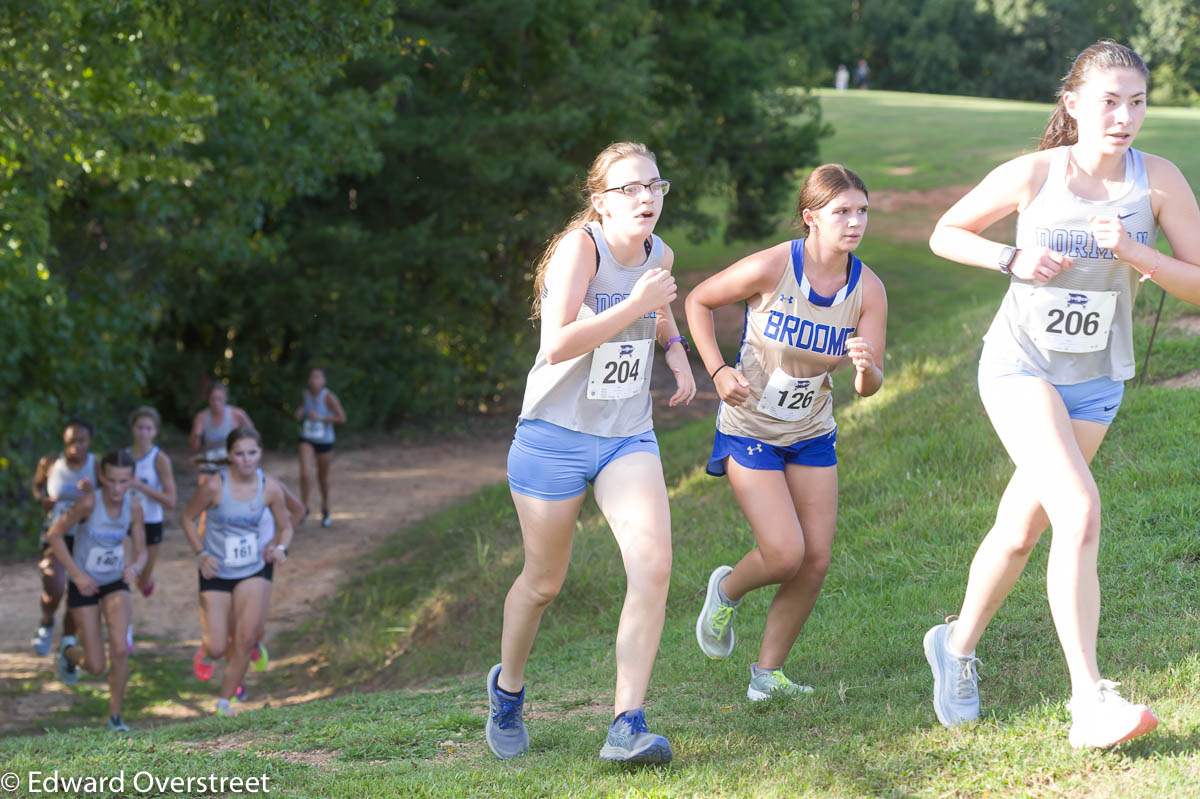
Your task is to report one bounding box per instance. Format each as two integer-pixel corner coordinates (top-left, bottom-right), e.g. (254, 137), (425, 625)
(1027, 287), (1118, 353)
(587, 339), (653, 400)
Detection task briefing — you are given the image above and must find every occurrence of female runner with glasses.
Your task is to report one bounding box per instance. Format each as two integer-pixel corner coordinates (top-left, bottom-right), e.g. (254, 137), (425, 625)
(485, 141), (695, 764)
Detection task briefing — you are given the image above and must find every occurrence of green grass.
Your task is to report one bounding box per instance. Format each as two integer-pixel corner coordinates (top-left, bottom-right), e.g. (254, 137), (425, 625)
(4, 90), (1200, 798)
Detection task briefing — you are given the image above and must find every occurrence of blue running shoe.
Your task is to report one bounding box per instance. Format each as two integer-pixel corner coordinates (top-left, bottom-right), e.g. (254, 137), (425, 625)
(32, 623), (53, 656)
(599, 708), (672, 764)
(923, 617), (981, 727)
(57, 636), (79, 686)
(485, 663), (529, 760)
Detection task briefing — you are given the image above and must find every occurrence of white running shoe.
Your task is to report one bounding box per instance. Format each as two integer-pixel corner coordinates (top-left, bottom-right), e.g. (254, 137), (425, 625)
(696, 565), (737, 659)
(923, 618), (981, 727)
(1067, 680), (1158, 748)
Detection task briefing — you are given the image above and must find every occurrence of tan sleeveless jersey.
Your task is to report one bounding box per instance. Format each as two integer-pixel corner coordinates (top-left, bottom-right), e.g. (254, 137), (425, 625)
(718, 239), (865, 445)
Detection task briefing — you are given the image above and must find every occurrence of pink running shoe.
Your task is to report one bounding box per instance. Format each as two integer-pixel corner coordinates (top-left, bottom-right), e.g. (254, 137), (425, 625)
(140, 580), (155, 598)
(193, 648), (214, 682)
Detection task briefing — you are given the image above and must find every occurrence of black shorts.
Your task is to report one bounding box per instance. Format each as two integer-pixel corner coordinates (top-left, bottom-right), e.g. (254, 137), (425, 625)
(142, 521), (164, 546)
(198, 563), (270, 593)
(263, 561), (274, 582)
(68, 578), (128, 608)
(299, 438), (333, 455)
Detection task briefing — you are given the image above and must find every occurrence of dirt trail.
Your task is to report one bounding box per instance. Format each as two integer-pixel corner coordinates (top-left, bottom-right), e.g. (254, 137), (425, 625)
(0, 343), (731, 736)
(0, 436), (511, 734)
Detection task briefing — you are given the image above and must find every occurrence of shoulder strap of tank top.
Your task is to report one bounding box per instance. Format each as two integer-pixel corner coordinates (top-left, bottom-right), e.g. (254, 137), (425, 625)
(1129, 148), (1148, 189)
(584, 222), (652, 274)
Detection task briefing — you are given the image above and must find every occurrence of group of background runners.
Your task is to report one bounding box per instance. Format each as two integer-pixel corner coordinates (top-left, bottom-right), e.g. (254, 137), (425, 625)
(486, 39), (1200, 764)
(28, 368), (345, 730)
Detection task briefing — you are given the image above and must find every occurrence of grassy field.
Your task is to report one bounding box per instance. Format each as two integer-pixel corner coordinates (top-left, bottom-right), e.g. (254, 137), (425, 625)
(3, 90), (1200, 798)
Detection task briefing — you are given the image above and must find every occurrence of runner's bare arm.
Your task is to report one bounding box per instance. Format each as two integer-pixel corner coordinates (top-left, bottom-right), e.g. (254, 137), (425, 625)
(654, 245), (696, 406)
(848, 267), (888, 397)
(46, 494), (95, 590)
(263, 477), (293, 562)
(32, 455), (54, 510)
(232, 406), (254, 429)
(685, 243), (789, 405)
(125, 500), (148, 583)
(1101, 155), (1200, 306)
(541, 229), (677, 364)
(134, 452), (176, 509)
(324, 392), (348, 425)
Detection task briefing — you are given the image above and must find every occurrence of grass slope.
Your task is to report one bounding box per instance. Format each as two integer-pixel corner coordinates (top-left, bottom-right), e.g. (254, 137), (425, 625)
(4, 90), (1200, 798)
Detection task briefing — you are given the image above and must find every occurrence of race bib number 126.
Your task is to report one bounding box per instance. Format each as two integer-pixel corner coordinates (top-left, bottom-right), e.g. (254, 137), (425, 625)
(587, 339), (653, 400)
(756, 368), (826, 422)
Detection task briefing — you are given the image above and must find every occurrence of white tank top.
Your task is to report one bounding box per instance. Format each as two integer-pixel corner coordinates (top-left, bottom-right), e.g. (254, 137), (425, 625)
(718, 239), (864, 445)
(202, 406), (235, 459)
(982, 146), (1155, 383)
(204, 468), (267, 579)
(518, 221), (662, 437)
(300, 388), (335, 443)
(73, 489), (132, 585)
(45, 452), (96, 539)
(126, 445), (164, 523)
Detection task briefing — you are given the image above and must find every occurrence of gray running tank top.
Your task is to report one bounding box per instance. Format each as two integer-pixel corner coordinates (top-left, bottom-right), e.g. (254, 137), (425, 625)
(718, 240), (864, 445)
(126, 446), (164, 523)
(300, 388), (335, 444)
(73, 489), (132, 585)
(202, 407), (235, 454)
(204, 468), (267, 579)
(982, 146), (1155, 383)
(518, 221), (663, 437)
(46, 452), (96, 539)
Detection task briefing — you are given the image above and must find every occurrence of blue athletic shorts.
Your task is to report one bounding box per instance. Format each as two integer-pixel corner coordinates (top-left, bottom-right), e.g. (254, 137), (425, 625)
(977, 361), (1125, 425)
(507, 418), (660, 501)
(706, 428), (837, 476)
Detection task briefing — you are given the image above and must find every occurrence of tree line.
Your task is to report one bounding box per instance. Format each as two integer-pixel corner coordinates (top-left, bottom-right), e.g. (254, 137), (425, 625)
(2, 0), (1196, 549)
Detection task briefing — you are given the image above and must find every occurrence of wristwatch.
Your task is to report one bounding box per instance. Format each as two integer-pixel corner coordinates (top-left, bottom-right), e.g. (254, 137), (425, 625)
(275, 544), (288, 555)
(998, 246), (1018, 276)
(665, 335), (690, 353)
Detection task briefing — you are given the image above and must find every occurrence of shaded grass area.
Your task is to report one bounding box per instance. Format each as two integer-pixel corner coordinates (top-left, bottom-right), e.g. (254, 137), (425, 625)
(4, 91), (1200, 797)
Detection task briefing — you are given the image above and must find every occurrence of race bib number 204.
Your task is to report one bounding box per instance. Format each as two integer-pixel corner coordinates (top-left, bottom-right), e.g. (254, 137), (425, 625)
(587, 339), (653, 400)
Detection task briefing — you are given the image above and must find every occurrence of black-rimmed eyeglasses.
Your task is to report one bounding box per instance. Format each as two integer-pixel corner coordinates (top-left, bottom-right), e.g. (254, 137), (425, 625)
(603, 179), (671, 198)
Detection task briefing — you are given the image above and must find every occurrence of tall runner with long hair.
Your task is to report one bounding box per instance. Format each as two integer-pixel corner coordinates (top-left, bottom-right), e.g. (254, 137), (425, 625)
(924, 40), (1200, 748)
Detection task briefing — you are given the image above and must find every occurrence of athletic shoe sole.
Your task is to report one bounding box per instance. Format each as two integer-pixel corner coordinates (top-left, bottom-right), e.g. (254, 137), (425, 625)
(1070, 707), (1158, 749)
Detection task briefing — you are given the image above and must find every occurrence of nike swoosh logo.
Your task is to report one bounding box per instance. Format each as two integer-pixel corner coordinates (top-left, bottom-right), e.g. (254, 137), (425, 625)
(1103, 404), (1119, 412)
(1117, 212), (1136, 220)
